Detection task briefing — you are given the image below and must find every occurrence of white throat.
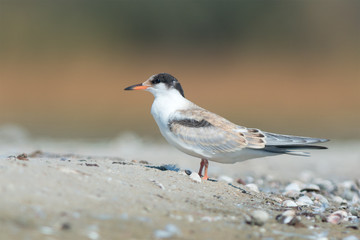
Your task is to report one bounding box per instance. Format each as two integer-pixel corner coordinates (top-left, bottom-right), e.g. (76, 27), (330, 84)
(149, 88), (190, 122)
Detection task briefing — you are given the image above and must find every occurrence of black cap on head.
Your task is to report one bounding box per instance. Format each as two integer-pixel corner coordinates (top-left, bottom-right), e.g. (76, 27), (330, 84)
(151, 73), (185, 97)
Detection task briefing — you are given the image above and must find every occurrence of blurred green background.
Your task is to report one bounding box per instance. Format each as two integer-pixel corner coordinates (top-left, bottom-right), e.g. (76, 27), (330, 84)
(0, 0), (359, 139)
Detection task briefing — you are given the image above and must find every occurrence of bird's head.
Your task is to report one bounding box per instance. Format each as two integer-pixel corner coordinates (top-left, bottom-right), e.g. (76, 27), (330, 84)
(124, 73), (185, 98)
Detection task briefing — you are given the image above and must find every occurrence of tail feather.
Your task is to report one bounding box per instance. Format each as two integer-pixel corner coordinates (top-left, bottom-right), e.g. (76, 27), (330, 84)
(274, 145), (328, 150)
(264, 132), (329, 146)
(263, 146), (311, 156)
(263, 132), (329, 156)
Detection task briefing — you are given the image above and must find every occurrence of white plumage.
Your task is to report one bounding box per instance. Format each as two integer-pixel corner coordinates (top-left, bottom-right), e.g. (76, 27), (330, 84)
(125, 73), (328, 179)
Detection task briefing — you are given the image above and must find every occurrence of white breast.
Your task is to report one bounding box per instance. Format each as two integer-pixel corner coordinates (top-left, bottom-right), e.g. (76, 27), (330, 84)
(150, 90), (204, 157)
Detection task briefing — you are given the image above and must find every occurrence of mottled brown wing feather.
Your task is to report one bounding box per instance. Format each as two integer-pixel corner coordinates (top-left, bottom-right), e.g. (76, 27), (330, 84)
(168, 108), (266, 154)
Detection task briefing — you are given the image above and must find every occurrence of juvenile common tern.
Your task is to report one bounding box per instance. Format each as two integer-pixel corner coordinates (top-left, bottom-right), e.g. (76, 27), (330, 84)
(125, 73), (328, 180)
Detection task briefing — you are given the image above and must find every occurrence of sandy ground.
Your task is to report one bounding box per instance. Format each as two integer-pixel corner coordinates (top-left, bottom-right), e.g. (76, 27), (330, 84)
(0, 129), (359, 239)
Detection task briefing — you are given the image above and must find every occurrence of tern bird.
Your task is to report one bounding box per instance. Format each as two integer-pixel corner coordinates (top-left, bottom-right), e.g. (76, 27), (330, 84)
(125, 73), (328, 180)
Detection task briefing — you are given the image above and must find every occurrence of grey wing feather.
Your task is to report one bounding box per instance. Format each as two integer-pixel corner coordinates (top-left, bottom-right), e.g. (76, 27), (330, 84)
(169, 120), (246, 154)
(264, 132), (329, 146)
(168, 108), (265, 154)
(263, 131), (329, 156)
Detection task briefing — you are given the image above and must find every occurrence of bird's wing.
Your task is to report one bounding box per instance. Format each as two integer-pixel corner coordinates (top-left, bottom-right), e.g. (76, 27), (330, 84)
(168, 108), (266, 154)
(263, 132), (329, 146)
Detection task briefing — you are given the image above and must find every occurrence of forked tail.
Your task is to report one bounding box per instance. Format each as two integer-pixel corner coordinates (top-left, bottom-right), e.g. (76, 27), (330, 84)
(263, 132), (329, 156)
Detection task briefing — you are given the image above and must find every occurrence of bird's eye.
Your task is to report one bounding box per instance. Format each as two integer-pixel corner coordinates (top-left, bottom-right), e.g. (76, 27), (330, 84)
(152, 79), (161, 84)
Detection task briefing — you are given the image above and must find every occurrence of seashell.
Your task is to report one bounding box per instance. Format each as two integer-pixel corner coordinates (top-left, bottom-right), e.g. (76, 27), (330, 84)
(276, 210), (296, 224)
(327, 210), (348, 224)
(285, 182), (301, 192)
(301, 184), (320, 193)
(296, 196), (314, 206)
(245, 183), (259, 193)
(189, 172), (201, 183)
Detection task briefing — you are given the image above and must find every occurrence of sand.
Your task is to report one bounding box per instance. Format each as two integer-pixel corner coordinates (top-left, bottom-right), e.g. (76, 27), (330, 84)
(0, 131), (359, 239)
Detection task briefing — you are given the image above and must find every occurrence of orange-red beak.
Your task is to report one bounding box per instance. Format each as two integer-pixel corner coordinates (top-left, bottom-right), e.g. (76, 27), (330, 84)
(124, 83), (149, 90)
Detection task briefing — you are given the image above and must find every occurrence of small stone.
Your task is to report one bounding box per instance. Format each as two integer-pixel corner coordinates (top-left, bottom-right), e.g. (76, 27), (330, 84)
(327, 210), (348, 224)
(341, 181), (356, 190)
(333, 196), (347, 205)
(349, 207), (359, 217)
(315, 214), (326, 222)
(276, 210), (296, 224)
(87, 225), (99, 240)
(343, 236), (359, 240)
(185, 170), (192, 175)
(270, 197), (283, 204)
(282, 200), (298, 207)
(149, 179), (165, 190)
(312, 193), (329, 206)
(343, 190), (356, 201)
(201, 216), (222, 222)
(345, 225), (359, 230)
(250, 210), (270, 226)
(40, 226), (53, 235)
(301, 184), (320, 193)
(351, 194), (360, 205)
(314, 178), (336, 192)
(189, 172), (201, 183)
(283, 190), (301, 199)
(296, 196), (314, 206)
(17, 153), (29, 161)
(246, 183), (259, 193)
(237, 178), (246, 185)
(285, 182), (301, 192)
(61, 222), (71, 230)
(218, 175), (233, 184)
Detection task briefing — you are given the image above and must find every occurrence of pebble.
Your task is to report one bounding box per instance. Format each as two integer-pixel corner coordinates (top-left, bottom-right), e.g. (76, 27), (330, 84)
(87, 225), (99, 240)
(149, 179), (165, 190)
(39, 226), (54, 235)
(282, 200), (297, 207)
(333, 196), (347, 205)
(276, 210), (296, 224)
(218, 175), (233, 184)
(301, 184), (320, 193)
(189, 172), (201, 183)
(349, 207), (359, 217)
(296, 196), (314, 206)
(340, 181), (356, 190)
(285, 182), (301, 192)
(154, 224), (181, 239)
(201, 216), (222, 222)
(270, 197), (283, 204)
(283, 190), (301, 199)
(248, 210), (270, 226)
(343, 236), (359, 240)
(327, 210), (348, 224)
(314, 178), (336, 192)
(312, 193), (329, 206)
(343, 190), (356, 201)
(246, 183), (259, 193)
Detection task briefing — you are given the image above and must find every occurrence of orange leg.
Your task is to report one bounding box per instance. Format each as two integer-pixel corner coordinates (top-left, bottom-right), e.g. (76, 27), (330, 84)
(198, 159), (209, 180)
